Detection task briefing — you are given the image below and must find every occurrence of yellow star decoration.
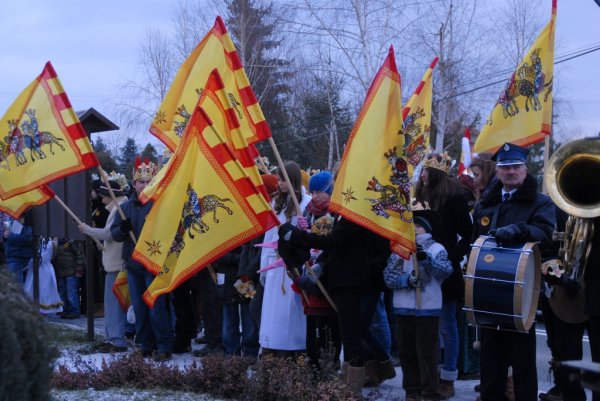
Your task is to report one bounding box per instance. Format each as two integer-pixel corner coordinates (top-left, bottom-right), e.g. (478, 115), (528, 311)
(154, 110), (167, 124)
(145, 240), (163, 256)
(342, 187), (357, 205)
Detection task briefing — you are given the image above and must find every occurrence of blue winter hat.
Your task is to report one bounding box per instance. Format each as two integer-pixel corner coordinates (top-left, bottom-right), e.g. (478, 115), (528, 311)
(309, 171), (333, 195)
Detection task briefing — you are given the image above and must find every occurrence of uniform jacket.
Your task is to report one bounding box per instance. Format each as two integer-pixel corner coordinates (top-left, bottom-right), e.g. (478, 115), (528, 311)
(473, 173), (555, 251)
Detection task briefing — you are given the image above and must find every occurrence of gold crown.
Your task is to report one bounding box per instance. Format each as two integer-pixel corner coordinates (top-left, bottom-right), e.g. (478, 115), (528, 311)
(133, 156), (158, 182)
(423, 152), (452, 173)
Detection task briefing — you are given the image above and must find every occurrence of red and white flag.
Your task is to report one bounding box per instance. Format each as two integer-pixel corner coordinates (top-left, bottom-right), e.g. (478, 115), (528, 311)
(458, 127), (472, 175)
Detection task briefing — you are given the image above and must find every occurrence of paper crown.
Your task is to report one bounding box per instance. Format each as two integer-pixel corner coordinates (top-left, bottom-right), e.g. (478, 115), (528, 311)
(106, 171), (129, 192)
(423, 152), (452, 173)
(133, 156), (158, 182)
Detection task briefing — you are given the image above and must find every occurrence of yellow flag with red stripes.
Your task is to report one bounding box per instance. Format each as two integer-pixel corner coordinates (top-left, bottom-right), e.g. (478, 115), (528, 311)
(142, 69), (268, 203)
(329, 47), (416, 258)
(134, 72), (278, 306)
(402, 57), (438, 178)
(474, 0), (556, 154)
(0, 185), (54, 219)
(150, 16), (270, 152)
(0, 62), (98, 200)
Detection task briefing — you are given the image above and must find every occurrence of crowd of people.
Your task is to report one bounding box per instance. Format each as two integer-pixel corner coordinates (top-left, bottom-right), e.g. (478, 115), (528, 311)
(1, 141), (599, 401)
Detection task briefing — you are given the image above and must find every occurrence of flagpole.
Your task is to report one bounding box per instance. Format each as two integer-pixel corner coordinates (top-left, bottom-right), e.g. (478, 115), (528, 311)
(98, 166), (137, 244)
(411, 253), (422, 309)
(542, 134), (550, 194)
(265, 136), (340, 312)
(53, 195), (104, 251)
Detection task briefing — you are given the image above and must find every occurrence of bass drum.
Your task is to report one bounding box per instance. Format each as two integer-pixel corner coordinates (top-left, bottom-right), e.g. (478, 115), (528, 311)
(464, 236), (541, 332)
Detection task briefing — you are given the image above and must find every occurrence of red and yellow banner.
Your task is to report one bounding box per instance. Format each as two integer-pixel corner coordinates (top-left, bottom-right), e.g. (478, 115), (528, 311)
(402, 57), (438, 178)
(142, 69), (268, 203)
(112, 270), (131, 311)
(0, 62), (98, 200)
(474, 0), (556, 154)
(150, 16), (271, 152)
(0, 185), (54, 219)
(329, 47), (416, 258)
(134, 77), (278, 306)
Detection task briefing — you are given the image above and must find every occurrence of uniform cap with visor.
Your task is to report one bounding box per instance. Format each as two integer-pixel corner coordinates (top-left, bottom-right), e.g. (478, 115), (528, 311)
(492, 142), (530, 166)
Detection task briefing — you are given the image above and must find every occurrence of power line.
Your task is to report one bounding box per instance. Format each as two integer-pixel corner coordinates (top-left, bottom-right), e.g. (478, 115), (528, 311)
(440, 43), (600, 101)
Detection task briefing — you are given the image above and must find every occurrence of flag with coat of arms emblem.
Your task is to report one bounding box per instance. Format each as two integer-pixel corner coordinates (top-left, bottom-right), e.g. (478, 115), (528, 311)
(402, 57), (438, 179)
(0, 62), (98, 200)
(329, 46), (416, 258)
(474, 0), (556, 154)
(150, 16), (271, 152)
(134, 72), (278, 306)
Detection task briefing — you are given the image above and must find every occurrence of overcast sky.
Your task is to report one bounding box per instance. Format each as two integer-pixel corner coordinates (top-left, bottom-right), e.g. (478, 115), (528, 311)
(1, 0), (599, 149)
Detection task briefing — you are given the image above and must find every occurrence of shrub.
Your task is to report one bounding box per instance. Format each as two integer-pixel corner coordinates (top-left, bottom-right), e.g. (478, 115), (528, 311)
(0, 268), (58, 401)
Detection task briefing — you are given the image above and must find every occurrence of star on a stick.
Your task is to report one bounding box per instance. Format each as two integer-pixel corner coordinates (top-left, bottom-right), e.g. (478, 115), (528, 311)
(341, 187), (357, 205)
(145, 240), (163, 256)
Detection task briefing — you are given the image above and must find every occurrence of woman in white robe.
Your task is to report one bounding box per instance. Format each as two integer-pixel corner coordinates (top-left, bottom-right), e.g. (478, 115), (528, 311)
(24, 237), (63, 314)
(259, 161), (311, 352)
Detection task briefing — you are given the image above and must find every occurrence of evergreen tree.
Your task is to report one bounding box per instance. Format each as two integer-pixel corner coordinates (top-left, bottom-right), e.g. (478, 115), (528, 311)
(225, 0), (294, 162)
(118, 137), (138, 179)
(92, 136), (118, 173)
(295, 73), (353, 170)
(140, 143), (159, 164)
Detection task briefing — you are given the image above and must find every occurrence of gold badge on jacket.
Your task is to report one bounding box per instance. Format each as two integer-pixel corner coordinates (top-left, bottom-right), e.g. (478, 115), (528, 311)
(480, 216), (490, 227)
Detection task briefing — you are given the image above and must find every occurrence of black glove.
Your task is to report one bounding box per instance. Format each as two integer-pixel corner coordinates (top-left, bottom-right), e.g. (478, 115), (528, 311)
(119, 218), (132, 234)
(278, 223), (296, 242)
(494, 224), (521, 244)
(277, 239), (310, 268)
(416, 246), (427, 261)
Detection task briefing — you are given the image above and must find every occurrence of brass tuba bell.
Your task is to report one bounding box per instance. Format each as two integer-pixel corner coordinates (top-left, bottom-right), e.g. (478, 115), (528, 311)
(543, 137), (600, 323)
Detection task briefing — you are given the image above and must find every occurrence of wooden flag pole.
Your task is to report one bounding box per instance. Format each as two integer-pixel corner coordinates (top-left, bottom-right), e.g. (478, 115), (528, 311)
(266, 136), (338, 312)
(53, 195), (104, 251)
(412, 253), (422, 310)
(542, 135), (550, 194)
(98, 166), (137, 244)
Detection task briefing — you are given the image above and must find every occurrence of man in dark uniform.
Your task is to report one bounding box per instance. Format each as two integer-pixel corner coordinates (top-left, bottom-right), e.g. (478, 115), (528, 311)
(472, 143), (556, 401)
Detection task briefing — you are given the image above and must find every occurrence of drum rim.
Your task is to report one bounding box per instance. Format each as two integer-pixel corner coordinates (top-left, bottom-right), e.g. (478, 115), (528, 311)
(465, 236), (487, 326)
(514, 242), (541, 332)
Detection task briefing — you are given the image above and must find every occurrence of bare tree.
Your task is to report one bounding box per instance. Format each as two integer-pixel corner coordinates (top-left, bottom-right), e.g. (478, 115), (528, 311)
(408, 0), (493, 153)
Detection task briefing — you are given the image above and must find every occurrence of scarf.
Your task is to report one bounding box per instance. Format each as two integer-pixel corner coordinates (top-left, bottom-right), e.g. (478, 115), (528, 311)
(307, 198), (330, 218)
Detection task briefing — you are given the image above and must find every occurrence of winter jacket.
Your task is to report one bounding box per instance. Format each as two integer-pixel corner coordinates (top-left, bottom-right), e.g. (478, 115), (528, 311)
(288, 216), (390, 293)
(213, 247), (243, 304)
(385, 233), (453, 316)
(4, 221), (33, 264)
(435, 193), (473, 302)
(472, 173), (555, 250)
(111, 192), (154, 271)
(80, 197), (127, 272)
(54, 239), (85, 278)
(585, 217), (600, 316)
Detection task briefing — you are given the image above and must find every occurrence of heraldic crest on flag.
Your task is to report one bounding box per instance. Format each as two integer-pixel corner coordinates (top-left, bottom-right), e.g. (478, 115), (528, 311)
(0, 62), (98, 200)
(330, 46), (416, 258)
(475, 0), (556, 154)
(150, 16), (271, 152)
(401, 57), (438, 171)
(134, 71), (278, 306)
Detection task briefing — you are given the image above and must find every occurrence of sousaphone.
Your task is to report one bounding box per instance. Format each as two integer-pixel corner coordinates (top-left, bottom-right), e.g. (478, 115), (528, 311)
(544, 137), (600, 323)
